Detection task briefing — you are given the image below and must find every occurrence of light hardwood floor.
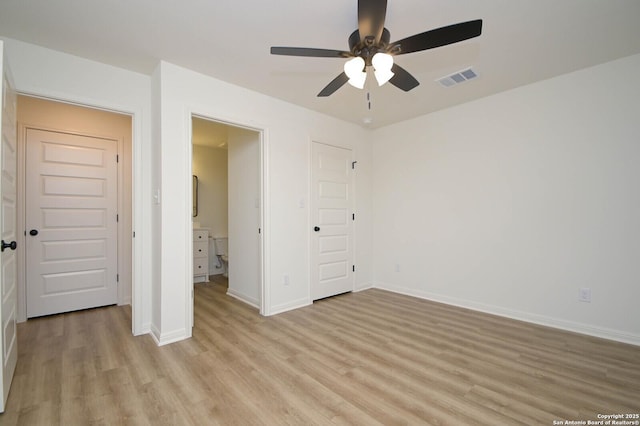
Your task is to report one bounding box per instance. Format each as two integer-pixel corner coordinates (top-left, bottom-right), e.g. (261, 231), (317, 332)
(1, 278), (639, 425)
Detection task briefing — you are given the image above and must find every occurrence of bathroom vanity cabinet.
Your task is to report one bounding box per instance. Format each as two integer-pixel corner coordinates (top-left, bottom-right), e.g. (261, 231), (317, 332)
(193, 228), (210, 283)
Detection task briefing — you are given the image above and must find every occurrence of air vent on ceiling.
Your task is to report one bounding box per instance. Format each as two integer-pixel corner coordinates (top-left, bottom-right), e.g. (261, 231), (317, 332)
(436, 67), (478, 88)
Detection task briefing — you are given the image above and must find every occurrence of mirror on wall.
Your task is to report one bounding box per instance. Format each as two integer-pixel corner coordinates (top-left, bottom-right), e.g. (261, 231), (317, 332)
(193, 175), (198, 217)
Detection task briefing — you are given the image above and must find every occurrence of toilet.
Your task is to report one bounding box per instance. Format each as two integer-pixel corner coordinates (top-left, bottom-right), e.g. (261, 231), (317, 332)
(213, 237), (229, 277)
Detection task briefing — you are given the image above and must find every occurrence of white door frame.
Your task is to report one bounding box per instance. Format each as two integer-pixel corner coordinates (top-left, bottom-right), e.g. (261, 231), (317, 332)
(187, 109), (269, 321)
(13, 93), (145, 335)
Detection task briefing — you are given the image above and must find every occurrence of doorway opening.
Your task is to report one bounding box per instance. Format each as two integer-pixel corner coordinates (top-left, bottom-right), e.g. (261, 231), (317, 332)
(16, 95), (133, 320)
(190, 115), (264, 316)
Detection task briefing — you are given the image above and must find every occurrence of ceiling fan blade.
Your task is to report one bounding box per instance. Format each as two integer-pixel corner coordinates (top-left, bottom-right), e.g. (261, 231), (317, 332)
(358, 0), (387, 44)
(388, 64), (420, 92)
(270, 47), (351, 58)
(391, 19), (483, 55)
(317, 72), (350, 97)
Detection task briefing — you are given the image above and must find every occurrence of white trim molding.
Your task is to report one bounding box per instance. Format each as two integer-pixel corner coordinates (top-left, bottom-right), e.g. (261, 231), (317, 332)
(374, 281), (640, 347)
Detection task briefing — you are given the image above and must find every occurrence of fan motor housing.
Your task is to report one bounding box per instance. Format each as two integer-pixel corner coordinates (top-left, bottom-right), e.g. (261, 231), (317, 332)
(349, 28), (390, 63)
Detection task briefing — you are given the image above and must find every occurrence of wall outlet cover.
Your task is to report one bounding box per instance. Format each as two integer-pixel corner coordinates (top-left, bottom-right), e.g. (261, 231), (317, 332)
(579, 287), (591, 303)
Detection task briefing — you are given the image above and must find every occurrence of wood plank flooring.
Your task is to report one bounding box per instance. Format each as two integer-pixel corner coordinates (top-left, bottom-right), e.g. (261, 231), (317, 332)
(1, 278), (639, 425)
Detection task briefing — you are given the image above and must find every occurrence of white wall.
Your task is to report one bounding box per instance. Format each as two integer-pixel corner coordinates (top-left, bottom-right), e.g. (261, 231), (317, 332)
(153, 61), (372, 343)
(227, 127), (260, 306)
(192, 145), (228, 238)
(2, 38), (153, 336)
(372, 53), (640, 345)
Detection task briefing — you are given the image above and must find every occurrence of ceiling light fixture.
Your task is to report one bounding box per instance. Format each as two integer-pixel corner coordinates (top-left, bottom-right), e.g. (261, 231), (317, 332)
(344, 53), (394, 90)
(372, 52), (394, 86)
(271, 0), (483, 97)
(344, 57), (366, 89)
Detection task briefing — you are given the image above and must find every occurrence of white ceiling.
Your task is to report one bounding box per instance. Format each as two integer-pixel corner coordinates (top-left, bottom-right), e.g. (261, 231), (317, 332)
(2, 0), (640, 129)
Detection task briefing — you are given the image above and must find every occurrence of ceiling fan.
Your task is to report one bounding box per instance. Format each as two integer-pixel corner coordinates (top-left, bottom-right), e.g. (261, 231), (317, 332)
(270, 0), (482, 97)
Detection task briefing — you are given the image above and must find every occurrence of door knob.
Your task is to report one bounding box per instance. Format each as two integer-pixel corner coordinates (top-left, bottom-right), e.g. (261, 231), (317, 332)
(1, 240), (17, 252)
(29, 229), (38, 236)
(314, 226), (320, 232)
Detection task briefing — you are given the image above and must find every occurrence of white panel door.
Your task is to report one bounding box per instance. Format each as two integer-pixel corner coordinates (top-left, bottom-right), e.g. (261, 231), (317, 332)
(0, 41), (18, 413)
(26, 129), (118, 317)
(311, 142), (354, 300)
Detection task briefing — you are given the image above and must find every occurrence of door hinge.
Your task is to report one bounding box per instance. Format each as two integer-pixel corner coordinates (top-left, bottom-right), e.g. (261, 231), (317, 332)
(352, 161), (357, 169)
(116, 154), (119, 163)
(352, 213), (355, 221)
(352, 265), (355, 272)
(133, 231), (136, 238)
(258, 228), (261, 234)
(117, 274), (119, 282)
(116, 214), (119, 222)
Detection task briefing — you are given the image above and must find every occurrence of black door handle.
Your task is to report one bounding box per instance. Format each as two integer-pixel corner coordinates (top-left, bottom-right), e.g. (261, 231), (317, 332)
(314, 226), (320, 232)
(29, 229), (38, 236)
(1, 240), (17, 252)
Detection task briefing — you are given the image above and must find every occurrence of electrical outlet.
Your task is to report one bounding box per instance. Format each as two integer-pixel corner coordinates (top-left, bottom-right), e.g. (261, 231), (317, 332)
(283, 274), (290, 286)
(579, 287), (591, 303)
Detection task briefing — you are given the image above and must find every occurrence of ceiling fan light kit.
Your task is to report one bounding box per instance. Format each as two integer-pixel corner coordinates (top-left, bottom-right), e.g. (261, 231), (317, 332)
(372, 52), (394, 86)
(270, 0), (483, 97)
(344, 57), (367, 88)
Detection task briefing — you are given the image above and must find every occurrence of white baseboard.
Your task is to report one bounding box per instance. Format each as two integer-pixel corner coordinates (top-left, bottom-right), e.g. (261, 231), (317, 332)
(149, 324), (161, 345)
(354, 282), (374, 292)
(149, 323), (190, 346)
(135, 321), (151, 336)
(226, 288), (260, 309)
(268, 297), (312, 316)
(374, 281), (640, 347)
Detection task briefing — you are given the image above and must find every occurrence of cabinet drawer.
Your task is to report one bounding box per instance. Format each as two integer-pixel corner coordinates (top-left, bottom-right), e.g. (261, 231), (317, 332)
(193, 258), (208, 275)
(193, 230), (208, 242)
(194, 241), (208, 258)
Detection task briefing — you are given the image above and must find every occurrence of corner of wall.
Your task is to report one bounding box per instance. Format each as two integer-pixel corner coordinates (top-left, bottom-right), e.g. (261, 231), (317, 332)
(152, 326), (191, 347)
